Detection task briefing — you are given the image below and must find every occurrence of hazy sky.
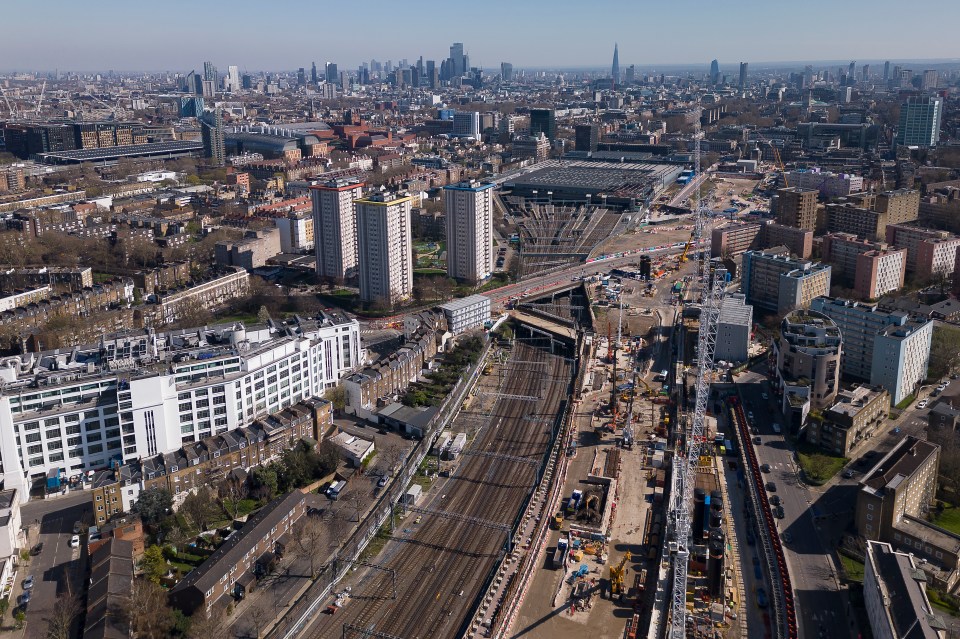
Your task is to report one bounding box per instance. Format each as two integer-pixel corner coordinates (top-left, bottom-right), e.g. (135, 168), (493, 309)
(3, 0), (959, 73)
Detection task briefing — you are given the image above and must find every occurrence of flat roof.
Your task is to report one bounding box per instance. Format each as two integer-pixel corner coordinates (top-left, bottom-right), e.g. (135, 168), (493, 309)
(39, 141), (203, 163)
(504, 160), (677, 197)
(718, 294), (752, 327)
(439, 294), (491, 313)
(867, 541), (946, 639)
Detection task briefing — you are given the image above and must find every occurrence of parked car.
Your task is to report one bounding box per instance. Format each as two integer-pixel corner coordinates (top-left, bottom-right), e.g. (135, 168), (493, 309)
(72, 521), (83, 535)
(774, 506), (785, 519)
(22, 576), (33, 590)
(69, 535), (80, 548)
(761, 392), (768, 401)
(782, 532), (793, 543)
(770, 495), (782, 506)
(756, 587), (768, 609)
(19, 590), (31, 605)
(918, 399), (928, 409)
(29, 542), (43, 556)
(842, 469), (854, 479)
(753, 436), (762, 445)
(377, 476), (388, 488)
(765, 482), (777, 492)
(760, 463), (771, 473)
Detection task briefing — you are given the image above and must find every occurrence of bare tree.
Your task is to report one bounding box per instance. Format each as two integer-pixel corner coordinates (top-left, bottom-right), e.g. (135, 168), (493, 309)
(246, 600), (272, 639)
(378, 443), (406, 477)
(42, 591), (81, 639)
(187, 609), (228, 639)
(325, 507), (350, 548)
(218, 475), (247, 520)
(127, 579), (173, 639)
(291, 515), (326, 578)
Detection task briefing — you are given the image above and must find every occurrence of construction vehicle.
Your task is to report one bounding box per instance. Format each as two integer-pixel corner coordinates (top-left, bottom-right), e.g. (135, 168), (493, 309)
(551, 512), (564, 530)
(609, 551), (632, 602)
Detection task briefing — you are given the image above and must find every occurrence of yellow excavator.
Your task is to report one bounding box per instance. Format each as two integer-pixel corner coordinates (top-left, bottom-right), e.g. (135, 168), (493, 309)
(609, 551), (632, 601)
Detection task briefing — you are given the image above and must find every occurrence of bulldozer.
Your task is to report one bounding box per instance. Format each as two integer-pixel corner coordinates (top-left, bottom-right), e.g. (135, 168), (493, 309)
(609, 551), (632, 602)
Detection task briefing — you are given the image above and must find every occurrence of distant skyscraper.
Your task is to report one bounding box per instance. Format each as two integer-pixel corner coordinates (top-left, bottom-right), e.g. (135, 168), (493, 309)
(311, 178), (364, 281)
(709, 59), (720, 85)
(883, 60), (890, 82)
(921, 69), (938, 90)
(241, 74), (252, 90)
(444, 181), (495, 283)
(625, 65), (635, 84)
(200, 109), (224, 166)
(355, 192), (413, 306)
(203, 61), (217, 83)
(447, 42), (468, 80)
(179, 96), (204, 118)
(227, 65), (239, 92)
(897, 96), (943, 147)
(848, 61), (856, 85)
(297, 67), (306, 86)
(612, 43), (620, 87)
(862, 64), (870, 81)
(738, 62), (748, 90)
(311, 62), (318, 84)
(530, 108), (556, 140)
(325, 62), (338, 83)
(501, 62), (514, 82)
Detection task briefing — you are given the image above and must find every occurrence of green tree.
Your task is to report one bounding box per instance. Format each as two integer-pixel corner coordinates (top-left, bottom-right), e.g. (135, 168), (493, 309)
(317, 440), (340, 476)
(180, 488), (216, 531)
(140, 545), (167, 583)
(249, 466), (279, 501)
(324, 384), (347, 413)
(134, 487), (173, 524)
(14, 609), (24, 629)
(929, 325), (960, 381)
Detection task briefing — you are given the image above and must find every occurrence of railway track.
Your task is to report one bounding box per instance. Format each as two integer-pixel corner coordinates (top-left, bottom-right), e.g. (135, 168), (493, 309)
(304, 340), (572, 639)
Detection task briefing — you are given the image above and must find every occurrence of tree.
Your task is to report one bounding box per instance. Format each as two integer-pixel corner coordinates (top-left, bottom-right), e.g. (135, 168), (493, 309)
(140, 545), (167, 583)
(246, 601), (271, 639)
(804, 453), (834, 483)
(180, 487), (217, 531)
(134, 487), (173, 525)
(316, 440), (340, 476)
(218, 475), (248, 520)
(186, 610), (228, 639)
(291, 515), (326, 578)
(249, 466), (279, 501)
(42, 591), (81, 639)
(378, 443), (406, 478)
(127, 579), (174, 639)
(257, 305), (271, 325)
(929, 325), (960, 381)
(324, 384), (347, 413)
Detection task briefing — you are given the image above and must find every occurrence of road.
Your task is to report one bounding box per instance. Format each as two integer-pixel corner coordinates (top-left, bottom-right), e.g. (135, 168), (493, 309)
(736, 373), (853, 639)
(20, 492), (90, 638)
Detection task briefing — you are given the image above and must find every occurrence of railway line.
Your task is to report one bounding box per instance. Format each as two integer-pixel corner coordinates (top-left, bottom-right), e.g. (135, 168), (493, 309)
(304, 340), (573, 639)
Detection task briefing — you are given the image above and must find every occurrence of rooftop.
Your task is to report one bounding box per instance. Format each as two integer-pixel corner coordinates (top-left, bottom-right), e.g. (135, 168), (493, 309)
(38, 141), (203, 164)
(866, 540), (947, 639)
(862, 435), (939, 495)
(826, 385), (887, 420)
(718, 294), (752, 326)
(439, 294), (491, 314)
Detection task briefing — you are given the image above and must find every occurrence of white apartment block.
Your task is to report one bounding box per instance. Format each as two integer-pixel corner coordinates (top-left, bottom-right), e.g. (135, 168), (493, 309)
(855, 249), (906, 300)
(311, 178), (364, 280)
(439, 295), (491, 335)
(275, 210), (314, 253)
(785, 168), (863, 198)
(871, 318), (933, 406)
(356, 192), (413, 306)
(0, 313), (360, 500)
(452, 111), (481, 139)
(444, 181), (495, 283)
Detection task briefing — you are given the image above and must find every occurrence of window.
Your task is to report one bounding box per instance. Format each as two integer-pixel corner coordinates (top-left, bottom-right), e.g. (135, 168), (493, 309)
(894, 533), (902, 541)
(64, 414), (80, 423)
(87, 432), (102, 442)
(196, 399), (209, 408)
(25, 432), (41, 443)
(27, 445), (42, 455)
(88, 444), (103, 454)
(45, 429), (61, 441)
(23, 421), (39, 431)
(179, 403), (192, 413)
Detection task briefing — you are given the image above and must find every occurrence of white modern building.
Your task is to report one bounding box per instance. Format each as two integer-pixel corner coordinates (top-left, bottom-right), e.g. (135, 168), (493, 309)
(311, 178), (364, 280)
(444, 181), (495, 283)
(0, 313), (360, 500)
(897, 96), (943, 147)
(810, 297), (932, 405)
(451, 111), (481, 139)
(872, 319), (933, 406)
(715, 294), (752, 363)
(784, 168), (864, 198)
(439, 295), (491, 335)
(356, 192), (413, 306)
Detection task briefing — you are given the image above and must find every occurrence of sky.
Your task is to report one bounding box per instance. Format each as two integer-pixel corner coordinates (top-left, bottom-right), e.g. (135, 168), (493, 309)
(3, 0), (960, 73)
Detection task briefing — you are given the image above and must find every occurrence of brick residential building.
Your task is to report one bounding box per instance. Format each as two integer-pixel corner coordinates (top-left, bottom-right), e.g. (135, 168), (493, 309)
(806, 385), (889, 456)
(886, 224), (960, 281)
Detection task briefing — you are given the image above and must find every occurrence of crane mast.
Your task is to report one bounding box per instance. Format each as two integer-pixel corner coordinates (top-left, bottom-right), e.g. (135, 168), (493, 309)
(668, 101), (726, 639)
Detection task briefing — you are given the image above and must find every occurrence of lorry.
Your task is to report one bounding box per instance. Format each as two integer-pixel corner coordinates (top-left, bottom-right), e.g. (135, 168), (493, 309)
(552, 536), (569, 569)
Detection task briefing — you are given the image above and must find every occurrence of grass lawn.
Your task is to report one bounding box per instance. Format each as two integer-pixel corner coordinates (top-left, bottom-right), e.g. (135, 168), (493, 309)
(413, 268), (447, 275)
(838, 552), (864, 583)
(796, 443), (848, 485)
(214, 313), (261, 325)
(932, 506), (960, 536)
(895, 394), (916, 410)
(928, 587), (960, 616)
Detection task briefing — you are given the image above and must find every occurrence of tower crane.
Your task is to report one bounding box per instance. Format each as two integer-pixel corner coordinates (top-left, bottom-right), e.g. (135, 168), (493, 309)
(0, 84), (18, 120)
(35, 79), (46, 116)
(667, 100), (727, 639)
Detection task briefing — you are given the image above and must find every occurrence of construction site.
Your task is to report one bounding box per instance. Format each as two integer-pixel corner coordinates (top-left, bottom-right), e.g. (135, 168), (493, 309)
(500, 197), (626, 277)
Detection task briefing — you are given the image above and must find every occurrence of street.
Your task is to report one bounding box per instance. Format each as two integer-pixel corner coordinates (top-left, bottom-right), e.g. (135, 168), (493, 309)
(736, 374), (854, 639)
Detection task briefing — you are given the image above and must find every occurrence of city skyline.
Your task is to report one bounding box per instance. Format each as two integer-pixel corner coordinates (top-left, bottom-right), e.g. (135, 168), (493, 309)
(3, 0), (959, 72)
